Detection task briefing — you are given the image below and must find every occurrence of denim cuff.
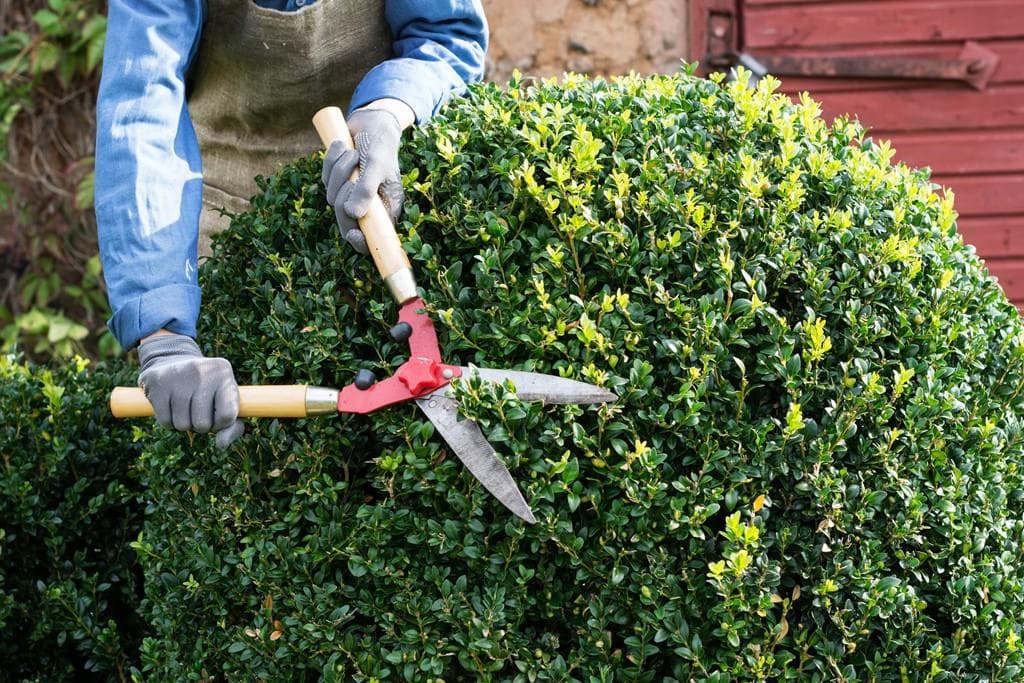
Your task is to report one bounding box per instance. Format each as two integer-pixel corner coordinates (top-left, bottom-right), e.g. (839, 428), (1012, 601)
(108, 283), (202, 351)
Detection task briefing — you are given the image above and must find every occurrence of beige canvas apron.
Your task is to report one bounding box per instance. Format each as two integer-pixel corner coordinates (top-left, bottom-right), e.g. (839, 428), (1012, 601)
(187, 0), (392, 256)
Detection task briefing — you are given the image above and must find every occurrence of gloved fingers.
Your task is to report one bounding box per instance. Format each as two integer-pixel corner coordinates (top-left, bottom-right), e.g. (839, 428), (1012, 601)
(342, 165), (388, 223)
(214, 420), (245, 450)
(324, 146), (359, 204)
(211, 372), (243, 449)
(139, 364), (195, 432)
(331, 181), (369, 254)
(191, 397), (214, 433)
(343, 227), (369, 254)
(170, 390), (194, 432)
(322, 142), (351, 185)
(212, 373), (241, 433)
(144, 384), (175, 431)
(379, 177), (404, 225)
(186, 361), (219, 433)
(332, 182), (360, 240)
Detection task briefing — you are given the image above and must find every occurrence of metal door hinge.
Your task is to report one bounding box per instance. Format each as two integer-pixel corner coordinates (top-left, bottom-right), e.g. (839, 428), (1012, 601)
(707, 27), (999, 92)
(698, 0), (740, 73)
(751, 41), (1000, 91)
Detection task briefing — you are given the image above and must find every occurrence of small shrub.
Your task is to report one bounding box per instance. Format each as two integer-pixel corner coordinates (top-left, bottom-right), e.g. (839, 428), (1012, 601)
(0, 355), (144, 681)
(134, 70), (1024, 680)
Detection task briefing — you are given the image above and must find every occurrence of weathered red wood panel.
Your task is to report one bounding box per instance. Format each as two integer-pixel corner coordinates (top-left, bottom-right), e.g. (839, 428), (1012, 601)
(746, 0), (964, 5)
(958, 218), (1024, 257)
(975, 259), (1024, 301)
(745, 0), (1024, 49)
(748, 0), (895, 4)
(815, 87), (1024, 133)
(932, 175), (1024, 217)
(887, 130), (1024, 176)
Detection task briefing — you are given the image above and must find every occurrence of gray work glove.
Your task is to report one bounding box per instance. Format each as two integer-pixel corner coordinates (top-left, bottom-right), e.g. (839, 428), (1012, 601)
(137, 334), (244, 449)
(321, 108), (404, 255)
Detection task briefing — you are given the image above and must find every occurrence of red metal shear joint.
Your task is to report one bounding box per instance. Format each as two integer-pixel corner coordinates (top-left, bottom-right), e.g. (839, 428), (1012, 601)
(397, 357), (455, 396)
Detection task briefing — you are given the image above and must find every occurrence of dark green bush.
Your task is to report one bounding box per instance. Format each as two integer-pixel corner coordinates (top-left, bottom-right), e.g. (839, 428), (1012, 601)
(0, 355), (143, 681)
(134, 69), (1024, 680)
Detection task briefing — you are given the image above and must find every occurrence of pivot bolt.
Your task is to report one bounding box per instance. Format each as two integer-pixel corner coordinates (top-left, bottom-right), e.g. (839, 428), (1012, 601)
(354, 369), (377, 390)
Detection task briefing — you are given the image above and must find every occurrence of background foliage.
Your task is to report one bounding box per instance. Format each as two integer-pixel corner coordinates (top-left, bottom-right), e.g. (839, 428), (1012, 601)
(0, 0), (114, 360)
(0, 355), (143, 681)
(129, 70), (1024, 680)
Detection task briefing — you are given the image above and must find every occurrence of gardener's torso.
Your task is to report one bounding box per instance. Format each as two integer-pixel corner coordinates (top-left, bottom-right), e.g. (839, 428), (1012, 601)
(188, 0), (391, 247)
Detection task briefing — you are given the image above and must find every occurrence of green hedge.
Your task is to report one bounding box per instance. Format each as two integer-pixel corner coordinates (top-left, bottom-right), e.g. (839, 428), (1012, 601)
(5, 68), (1024, 680)
(0, 355), (143, 681)
(129, 70), (1024, 680)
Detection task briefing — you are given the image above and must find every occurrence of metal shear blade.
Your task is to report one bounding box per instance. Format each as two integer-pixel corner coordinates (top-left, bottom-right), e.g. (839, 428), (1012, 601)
(452, 366), (618, 405)
(419, 368), (615, 524)
(416, 393), (537, 524)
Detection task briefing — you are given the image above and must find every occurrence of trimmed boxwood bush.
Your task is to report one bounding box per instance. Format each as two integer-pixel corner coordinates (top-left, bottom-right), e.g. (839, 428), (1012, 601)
(130, 69), (1024, 680)
(0, 356), (143, 681)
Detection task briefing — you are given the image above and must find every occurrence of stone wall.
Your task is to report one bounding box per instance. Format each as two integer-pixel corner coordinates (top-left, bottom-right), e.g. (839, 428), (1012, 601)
(481, 0), (690, 83)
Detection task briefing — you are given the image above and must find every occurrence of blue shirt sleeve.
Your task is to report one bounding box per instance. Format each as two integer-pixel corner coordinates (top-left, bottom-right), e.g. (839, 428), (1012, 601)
(96, 0), (485, 351)
(95, 0), (205, 350)
(350, 0), (488, 123)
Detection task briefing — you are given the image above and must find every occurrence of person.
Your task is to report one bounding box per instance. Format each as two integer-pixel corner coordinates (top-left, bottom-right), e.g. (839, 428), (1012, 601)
(95, 1), (488, 447)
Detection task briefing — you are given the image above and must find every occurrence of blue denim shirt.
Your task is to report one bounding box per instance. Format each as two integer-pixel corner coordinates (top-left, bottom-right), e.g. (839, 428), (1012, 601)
(96, 0), (487, 350)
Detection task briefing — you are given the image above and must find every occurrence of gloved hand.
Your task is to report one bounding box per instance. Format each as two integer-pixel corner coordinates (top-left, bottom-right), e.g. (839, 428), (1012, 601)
(321, 107), (404, 254)
(137, 333), (244, 449)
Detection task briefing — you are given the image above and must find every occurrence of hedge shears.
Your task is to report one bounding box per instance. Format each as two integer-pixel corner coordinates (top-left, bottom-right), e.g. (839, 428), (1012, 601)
(111, 107), (616, 524)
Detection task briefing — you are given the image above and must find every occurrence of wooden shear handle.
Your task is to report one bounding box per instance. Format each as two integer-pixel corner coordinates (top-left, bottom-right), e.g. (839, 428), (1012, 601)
(313, 106), (417, 304)
(110, 386), (338, 418)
